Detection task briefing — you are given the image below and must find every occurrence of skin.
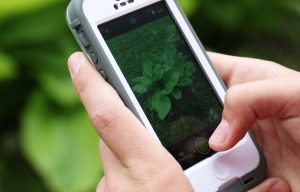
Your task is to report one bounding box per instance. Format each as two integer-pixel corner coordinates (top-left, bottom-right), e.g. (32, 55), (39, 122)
(67, 52), (300, 192)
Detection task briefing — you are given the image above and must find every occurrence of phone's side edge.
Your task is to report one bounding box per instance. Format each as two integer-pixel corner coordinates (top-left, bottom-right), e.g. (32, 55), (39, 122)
(66, 0), (146, 125)
(66, 0), (84, 26)
(241, 132), (267, 191)
(172, 0), (267, 191)
(66, 0), (92, 62)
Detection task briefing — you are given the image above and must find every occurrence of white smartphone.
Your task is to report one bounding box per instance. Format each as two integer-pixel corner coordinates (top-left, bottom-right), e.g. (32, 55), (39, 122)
(66, 0), (266, 191)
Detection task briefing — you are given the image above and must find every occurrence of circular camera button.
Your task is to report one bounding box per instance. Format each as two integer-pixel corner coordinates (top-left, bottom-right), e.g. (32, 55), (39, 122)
(195, 137), (210, 154)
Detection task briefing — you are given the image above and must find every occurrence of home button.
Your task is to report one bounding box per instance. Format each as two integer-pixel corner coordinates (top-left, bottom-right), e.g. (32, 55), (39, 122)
(212, 161), (230, 180)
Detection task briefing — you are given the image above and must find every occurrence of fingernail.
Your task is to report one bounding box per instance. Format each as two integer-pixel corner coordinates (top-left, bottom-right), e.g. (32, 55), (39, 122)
(209, 119), (229, 146)
(68, 53), (82, 78)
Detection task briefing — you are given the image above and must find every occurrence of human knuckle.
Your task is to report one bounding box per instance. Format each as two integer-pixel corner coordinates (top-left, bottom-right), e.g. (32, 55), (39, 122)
(157, 163), (183, 185)
(138, 163), (178, 186)
(105, 180), (121, 192)
(91, 104), (119, 131)
(225, 85), (243, 108)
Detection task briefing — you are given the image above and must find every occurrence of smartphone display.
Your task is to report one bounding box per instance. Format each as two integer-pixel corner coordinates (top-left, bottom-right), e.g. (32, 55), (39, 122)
(99, 2), (222, 170)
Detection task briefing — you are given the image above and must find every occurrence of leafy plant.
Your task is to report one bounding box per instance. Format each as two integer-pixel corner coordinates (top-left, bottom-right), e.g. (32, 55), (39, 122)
(21, 91), (102, 192)
(0, 52), (17, 81)
(0, 2), (103, 191)
(132, 44), (196, 120)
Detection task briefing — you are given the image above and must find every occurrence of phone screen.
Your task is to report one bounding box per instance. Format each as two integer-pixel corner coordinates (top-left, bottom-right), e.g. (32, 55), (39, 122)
(99, 2), (222, 170)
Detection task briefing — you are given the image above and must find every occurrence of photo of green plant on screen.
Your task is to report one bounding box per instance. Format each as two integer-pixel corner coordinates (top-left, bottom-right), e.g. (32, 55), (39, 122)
(104, 15), (222, 169)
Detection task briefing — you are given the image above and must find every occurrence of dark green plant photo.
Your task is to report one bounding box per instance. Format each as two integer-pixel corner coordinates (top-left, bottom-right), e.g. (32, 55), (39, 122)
(132, 44), (196, 120)
(106, 14), (223, 150)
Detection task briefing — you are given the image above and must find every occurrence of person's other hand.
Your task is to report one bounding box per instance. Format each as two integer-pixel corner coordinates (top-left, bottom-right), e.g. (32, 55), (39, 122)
(67, 52), (193, 192)
(208, 53), (300, 192)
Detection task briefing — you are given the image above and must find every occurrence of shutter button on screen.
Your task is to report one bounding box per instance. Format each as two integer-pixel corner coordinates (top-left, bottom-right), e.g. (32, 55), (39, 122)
(195, 137), (210, 154)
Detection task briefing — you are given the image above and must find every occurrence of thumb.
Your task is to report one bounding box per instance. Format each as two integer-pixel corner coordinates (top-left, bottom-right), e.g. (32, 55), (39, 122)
(209, 78), (300, 151)
(248, 178), (290, 192)
(68, 52), (165, 166)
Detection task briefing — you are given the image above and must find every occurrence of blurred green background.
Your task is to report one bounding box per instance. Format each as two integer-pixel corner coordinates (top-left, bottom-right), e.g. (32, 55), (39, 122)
(0, 0), (299, 191)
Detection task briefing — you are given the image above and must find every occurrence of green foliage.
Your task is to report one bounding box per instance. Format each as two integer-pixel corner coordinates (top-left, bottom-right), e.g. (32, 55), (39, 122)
(179, 0), (200, 17)
(0, 52), (17, 80)
(132, 44), (196, 120)
(0, 1), (103, 192)
(190, 0), (300, 71)
(21, 91), (102, 192)
(0, 0), (58, 22)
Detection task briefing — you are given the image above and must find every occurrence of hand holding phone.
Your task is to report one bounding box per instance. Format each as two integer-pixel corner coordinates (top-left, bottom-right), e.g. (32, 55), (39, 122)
(68, 52), (194, 191)
(68, 51), (300, 192)
(67, 0), (267, 191)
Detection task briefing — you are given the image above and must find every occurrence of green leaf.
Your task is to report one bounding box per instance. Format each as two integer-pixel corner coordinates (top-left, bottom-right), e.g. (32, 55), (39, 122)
(162, 69), (181, 94)
(0, 5), (68, 49)
(21, 91), (103, 192)
(178, 77), (193, 87)
(184, 62), (196, 73)
(132, 76), (153, 94)
(172, 88), (182, 100)
(163, 44), (177, 62)
(39, 73), (79, 108)
(166, 25), (180, 43)
(153, 64), (164, 80)
(143, 59), (154, 78)
(0, 51), (17, 81)
(131, 76), (146, 84)
(151, 91), (171, 120)
(0, 0), (59, 22)
(21, 48), (79, 108)
(133, 84), (148, 94)
(148, 52), (164, 65)
(147, 95), (154, 110)
(179, 0), (200, 17)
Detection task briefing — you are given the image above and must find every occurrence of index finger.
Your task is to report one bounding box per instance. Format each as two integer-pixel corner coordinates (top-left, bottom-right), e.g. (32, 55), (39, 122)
(207, 52), (299, 87)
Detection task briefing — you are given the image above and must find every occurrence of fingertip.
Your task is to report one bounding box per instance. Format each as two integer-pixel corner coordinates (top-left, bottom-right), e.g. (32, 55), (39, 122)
(68, 51), (83, 61)
(209, 142), (229, 152)
(68, 52), (84, 67)
(209, 119), (229, 148)
(68, 52), (84, 77)
(269, 181), (291, 192)
(209, 119), (232, 151)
